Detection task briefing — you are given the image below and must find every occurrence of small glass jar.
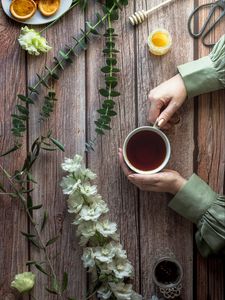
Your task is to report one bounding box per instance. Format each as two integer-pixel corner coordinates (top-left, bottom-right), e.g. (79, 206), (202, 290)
(152, 256), (183, 299)
(148, 28), (172, 56)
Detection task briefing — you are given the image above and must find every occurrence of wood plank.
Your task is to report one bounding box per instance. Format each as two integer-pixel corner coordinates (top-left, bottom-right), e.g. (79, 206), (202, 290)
(27, 7), (86, 299)
(136, 0), (194, 298)
(196, 0), (225, 298)
(86, 0), (141, 293)
(0, 8), (28, 300)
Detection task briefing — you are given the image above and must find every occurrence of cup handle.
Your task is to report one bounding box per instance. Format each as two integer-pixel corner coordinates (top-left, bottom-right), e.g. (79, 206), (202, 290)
(153, 118), (160, 129)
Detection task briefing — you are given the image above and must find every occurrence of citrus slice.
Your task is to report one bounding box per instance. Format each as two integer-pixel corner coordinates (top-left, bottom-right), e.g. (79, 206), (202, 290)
(38, 0), (60, 17)
(10, 0), (37, 21)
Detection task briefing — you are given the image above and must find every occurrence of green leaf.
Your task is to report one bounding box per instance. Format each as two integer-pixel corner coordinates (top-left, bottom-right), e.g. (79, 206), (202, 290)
(35, 264), (49, 276)
(27, 195), (33, 209)
(95, 128), (105, 135)
(41, 211), (48, 232)
(16, 105), (29, 115)
(26, 260), (37, 266)
(108, 110), (117, 116)
(21, 232), (36, 238)
(61, 272), (68, 292)
(12, 114), (28, 121)
(53, 58), (64, 70)
(29, 204), (43, 210)
(110, 91), (120, 97)
(45, 287), (59, 295)
(46, 236), (60, 247)
(106, 58), (117, 66)
(49, 137), (65, 152)
(36, 74), (49, 88)
(0, 144), (21, 157)
(101, 66), (111, 73)
(27, 172), (37, 184)
(18, 94), (34, 104)
(28, 86), (39, 94)
(99, 89), (109, 97)
(29, 238), (42, 249)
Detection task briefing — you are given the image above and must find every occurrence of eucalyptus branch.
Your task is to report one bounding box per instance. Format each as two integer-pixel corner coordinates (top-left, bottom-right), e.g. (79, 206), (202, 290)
(9, 3), (117, 143)
(86, 13), (120, 151)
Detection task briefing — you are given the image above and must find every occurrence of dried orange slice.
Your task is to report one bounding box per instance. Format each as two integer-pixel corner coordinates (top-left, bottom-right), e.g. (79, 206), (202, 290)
(10, 0), (37, 21)
(38, 0), (60, 17)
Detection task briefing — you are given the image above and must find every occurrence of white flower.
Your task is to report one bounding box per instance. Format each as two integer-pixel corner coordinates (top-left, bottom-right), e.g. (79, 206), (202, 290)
(82, 248), (95, 268)
(97, 285), (112, 299)
(80, 184), (98, 197)
(114, 243), (127, 260)
(11, 272), (36, 293)
(108, 258), (134, 279)
(82, 168), (96, 180)
(18, 27), (51, 55)
(78, 200), (108, 222)
(96, 219), (117, 237)
(109, 282), (133, 300)
(77, 221), (96, 238)
(61, 155), (83, 172)
(93, 242), (116, 263)
(60, 176), (81, 195)
(67, 192), (84, 214)
(79, 235), (90, 246)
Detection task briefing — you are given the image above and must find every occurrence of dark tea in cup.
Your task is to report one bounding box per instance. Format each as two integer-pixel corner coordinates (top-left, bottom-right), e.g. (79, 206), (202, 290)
(123, 126), (171, 174)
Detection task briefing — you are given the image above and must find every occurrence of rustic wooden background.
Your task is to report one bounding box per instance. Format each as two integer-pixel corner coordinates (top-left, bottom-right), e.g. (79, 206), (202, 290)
(0, 0), (225, 299)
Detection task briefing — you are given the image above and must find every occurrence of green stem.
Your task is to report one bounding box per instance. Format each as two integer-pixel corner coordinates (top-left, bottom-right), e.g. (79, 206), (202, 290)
(0, 164), (58, 285)
(33, 3), (117, 91)
(39, 1), (80, 34)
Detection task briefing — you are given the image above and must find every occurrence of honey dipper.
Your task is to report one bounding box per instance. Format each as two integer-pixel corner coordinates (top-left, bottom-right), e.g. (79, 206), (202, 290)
(129, 0), (174, 26)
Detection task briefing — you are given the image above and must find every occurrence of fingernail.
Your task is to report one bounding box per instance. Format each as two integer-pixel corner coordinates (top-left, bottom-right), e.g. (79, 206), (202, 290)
(158, 118), (165, 127)
(128, 175), (135, 179)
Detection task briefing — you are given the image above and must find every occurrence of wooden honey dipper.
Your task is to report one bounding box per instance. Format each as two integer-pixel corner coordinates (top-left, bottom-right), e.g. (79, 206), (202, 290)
(129, 0), (174, 26)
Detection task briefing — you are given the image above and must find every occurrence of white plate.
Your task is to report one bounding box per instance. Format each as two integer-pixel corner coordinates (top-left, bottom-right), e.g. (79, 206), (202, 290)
(1, 0), (73, 25)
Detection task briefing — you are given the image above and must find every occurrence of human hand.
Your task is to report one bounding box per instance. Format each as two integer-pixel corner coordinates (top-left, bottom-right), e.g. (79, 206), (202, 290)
(118, 148), (187, 195)
(148, 74), (187, 128)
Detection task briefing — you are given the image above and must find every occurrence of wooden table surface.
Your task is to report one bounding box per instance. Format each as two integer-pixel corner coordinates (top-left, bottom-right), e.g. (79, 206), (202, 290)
(0, 0), (225, 299)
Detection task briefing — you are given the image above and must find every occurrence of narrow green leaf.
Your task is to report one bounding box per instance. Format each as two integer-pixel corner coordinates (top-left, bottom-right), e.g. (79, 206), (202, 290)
(45, 287), (59, 295)
(0, 144), (22, 157)
(41, 211), (48, 232)
(61, 272), (68, 292)
(35, 264), (49, 276)
(21, 232), (36, 238)
(46, 236), (60, 247)
(49, 137), (65, 152)
(29, 238), (42, 249)
(29, 204), (43, 210)
(26, 260), (37, 266)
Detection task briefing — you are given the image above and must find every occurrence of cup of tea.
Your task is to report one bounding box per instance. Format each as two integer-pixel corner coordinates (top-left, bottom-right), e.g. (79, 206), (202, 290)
(123, 126), (171, 174)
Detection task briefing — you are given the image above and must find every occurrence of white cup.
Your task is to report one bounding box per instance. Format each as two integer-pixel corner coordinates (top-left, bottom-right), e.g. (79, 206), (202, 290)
(123, 126), (171, 175)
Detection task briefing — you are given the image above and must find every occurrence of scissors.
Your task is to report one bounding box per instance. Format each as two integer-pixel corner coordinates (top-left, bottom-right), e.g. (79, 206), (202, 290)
(188, 0), (225, 47)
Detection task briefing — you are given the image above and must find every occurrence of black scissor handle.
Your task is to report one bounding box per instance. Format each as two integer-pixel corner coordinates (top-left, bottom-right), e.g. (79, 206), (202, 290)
(201, 10), (225, 46)
(188, 2), (218, 38)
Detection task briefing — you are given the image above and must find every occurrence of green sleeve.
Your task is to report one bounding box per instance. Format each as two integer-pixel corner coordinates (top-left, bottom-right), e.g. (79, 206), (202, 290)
(177, 35), (225, 98)
(169, 174), (225, 257)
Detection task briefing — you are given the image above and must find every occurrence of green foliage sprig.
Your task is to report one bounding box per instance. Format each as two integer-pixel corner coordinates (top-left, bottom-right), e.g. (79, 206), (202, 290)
(95, 17), (120, 136)
(0, 134), (76, 298)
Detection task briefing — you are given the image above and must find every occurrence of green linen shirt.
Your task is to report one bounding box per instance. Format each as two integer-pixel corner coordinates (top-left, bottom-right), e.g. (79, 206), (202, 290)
(169, 35), (225, 257)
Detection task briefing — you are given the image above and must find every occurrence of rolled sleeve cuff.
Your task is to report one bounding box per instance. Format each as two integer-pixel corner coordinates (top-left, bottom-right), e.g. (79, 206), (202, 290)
(177, 56), (224, 98)
(168, 174), (217, 224)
